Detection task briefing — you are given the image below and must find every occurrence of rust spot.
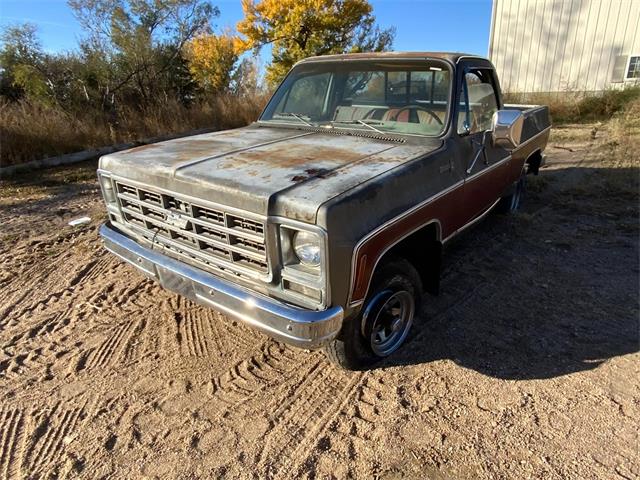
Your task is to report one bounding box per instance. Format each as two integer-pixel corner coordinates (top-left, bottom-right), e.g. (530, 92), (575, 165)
(304, 168), (327, 177)
(173, 139), (230, 162)
(219, 138), (372, 170)
(291, 167), (339, 183)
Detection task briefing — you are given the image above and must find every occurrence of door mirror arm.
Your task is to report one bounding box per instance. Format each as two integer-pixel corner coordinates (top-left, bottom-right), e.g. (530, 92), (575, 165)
(466, 130), (490, 175)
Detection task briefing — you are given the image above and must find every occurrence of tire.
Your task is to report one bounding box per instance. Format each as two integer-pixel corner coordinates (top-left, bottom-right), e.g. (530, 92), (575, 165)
(324, 258), (422, 370)
(498, 171), (526, 213)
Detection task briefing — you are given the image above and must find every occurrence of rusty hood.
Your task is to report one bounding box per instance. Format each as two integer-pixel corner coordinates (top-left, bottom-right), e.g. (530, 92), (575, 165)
(99, 125), (442, 223)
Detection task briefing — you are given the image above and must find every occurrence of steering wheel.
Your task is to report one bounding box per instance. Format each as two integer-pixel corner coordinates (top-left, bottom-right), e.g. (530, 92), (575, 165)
(389, 105), (444, 126)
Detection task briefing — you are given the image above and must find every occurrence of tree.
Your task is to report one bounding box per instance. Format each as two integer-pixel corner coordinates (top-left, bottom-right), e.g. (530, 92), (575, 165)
(67, 0), (219, 106)
(184, 32), (241, 94)
(0, 23), (44, 100)
(236, 0), (394, 85)
(230, 56), (263, 97)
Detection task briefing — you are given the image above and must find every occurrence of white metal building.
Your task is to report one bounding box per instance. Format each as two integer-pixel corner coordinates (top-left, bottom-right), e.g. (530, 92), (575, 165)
(488, 0), (640, 94)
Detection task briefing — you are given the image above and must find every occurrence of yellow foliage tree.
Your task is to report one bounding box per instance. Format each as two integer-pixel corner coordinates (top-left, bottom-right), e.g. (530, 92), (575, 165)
(185, 33), (242, 94)
(236, 0), (394, 85)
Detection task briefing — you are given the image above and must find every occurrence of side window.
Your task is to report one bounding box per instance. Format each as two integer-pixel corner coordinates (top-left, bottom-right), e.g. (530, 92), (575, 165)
(457, 69), (499, 134)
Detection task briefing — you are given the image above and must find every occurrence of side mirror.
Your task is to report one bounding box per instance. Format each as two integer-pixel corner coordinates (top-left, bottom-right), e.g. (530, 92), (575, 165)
(492, 110), (524, 150)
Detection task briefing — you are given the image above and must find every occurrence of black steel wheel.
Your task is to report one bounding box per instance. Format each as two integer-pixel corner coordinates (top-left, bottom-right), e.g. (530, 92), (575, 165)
(364, 289), (415, 357)
(324, 258), (422, 370)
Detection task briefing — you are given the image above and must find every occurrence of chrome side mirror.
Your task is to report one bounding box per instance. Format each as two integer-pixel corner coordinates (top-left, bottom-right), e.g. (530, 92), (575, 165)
(492, 110), (524, 150)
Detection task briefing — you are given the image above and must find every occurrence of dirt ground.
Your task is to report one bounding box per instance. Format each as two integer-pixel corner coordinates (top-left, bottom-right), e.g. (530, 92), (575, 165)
(1, 124), (638, 480)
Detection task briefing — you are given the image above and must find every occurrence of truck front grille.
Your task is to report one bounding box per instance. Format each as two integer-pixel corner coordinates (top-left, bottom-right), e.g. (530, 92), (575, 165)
(114, 181), (269, 280)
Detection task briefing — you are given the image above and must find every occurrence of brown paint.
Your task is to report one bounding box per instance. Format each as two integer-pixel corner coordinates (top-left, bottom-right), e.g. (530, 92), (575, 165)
(351, 183), (465, 302)
(350, 147), (541, 305)
(461, 160), (511, 224)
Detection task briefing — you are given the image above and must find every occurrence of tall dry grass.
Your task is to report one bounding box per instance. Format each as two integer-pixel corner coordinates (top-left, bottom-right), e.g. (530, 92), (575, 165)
(3, 87), (639, 168)
(579, 97), (640, 203)
(504, 86), (640, 125)
(0, 95), (268, 167)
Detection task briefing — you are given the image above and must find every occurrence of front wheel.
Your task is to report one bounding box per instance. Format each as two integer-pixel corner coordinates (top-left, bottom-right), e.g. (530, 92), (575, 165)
(324, 258), (422, 370)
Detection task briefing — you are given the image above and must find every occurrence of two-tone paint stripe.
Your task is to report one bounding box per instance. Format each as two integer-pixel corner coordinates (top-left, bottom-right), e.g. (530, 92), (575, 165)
(347, 127), (550, 306)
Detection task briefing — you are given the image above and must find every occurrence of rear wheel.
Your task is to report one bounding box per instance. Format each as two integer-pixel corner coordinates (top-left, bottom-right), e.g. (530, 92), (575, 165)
(324, 258), (422, 370)
(498, 171), (526, 213)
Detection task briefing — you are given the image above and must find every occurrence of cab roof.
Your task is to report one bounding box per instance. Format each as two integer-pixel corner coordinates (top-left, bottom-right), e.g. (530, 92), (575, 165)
(297, 51), (487, 64)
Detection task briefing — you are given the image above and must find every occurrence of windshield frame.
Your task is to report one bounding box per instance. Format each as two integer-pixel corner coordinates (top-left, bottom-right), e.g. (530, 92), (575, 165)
(257, 57), (455, 139)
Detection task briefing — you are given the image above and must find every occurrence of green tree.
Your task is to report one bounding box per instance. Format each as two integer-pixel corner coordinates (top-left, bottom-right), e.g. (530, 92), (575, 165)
(0, 23), (45, 100)
(236, 0), (394, 85)
(67, 0), (219, 106)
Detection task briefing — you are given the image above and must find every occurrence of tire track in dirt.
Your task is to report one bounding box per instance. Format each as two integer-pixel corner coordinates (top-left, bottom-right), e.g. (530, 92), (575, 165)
(0, 251), (111, 331)
(255, 361), (361, 479)
(76, 319), (142, 371)
(0, 408), (26, 480)
(197, 308), (226, 355)
(5, 304), (75, 349)
(176, 309), (214, 357)
(275, 371), (367, 480)
(25, 401), (90, 477)
(169, 293), (263, 360)
(206, 342), (299, 407)
(87, 275), (152, 313)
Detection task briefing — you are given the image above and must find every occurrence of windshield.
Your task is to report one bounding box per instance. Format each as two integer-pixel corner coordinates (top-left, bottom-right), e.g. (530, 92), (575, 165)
(260, 60), (452, 137)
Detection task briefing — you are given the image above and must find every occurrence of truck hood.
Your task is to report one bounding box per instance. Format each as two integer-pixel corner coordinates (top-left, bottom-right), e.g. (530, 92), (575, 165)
(100, 125), (442, 223)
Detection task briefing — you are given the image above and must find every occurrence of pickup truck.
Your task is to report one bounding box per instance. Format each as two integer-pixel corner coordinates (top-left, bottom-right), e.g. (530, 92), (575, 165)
(98, 52), (550, 369)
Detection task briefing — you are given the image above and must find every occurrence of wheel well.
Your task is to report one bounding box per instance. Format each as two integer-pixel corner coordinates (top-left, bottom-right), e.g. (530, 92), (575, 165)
(378, 221), (442, 296)
(526, 149), (543, 175)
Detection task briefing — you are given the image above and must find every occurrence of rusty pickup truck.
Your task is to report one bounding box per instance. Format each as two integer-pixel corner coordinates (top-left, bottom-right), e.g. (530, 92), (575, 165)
(98, 52), (550, 369)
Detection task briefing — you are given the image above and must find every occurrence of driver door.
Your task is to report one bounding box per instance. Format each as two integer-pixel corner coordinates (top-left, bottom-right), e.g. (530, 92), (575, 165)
(457, 68), (511, 224)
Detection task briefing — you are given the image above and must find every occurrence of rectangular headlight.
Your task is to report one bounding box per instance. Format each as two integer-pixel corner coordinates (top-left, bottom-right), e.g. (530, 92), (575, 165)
(275, 220), (328, 308)
(98, 173), (116, 204)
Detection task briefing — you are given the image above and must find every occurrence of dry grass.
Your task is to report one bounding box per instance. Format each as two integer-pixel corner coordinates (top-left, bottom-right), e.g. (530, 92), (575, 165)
(563, 98), (640, 207)
(0, 95), (268, 167)
(606, 98), (640, 166)
(504, 86), (640, 125)
(3, 87), (639, 169)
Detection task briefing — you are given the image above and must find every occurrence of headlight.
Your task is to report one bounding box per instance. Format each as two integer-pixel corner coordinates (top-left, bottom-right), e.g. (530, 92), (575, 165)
(99, 174), (116, 204)
(292, 231), (321, 267)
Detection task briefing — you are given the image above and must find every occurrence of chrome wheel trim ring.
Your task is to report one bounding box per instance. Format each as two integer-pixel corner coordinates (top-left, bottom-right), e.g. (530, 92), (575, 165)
(369, 290), (415, 357)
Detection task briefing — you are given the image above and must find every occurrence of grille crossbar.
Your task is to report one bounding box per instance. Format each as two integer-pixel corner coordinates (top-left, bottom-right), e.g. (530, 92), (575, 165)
(115, 182), (269, 280)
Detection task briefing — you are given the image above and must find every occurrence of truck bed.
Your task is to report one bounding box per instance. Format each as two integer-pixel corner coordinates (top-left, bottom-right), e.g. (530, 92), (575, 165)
(504, 104), (552, 145)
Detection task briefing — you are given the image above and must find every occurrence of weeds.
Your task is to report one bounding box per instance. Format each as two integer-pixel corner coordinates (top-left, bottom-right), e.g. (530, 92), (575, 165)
(0, 94), (268, 167)
(3, 85), (638, 169)
(504, 86), (640, 125)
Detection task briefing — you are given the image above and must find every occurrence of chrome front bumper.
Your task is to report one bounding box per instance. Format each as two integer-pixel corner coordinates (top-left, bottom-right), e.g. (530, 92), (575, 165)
(99, 223), (343, 348)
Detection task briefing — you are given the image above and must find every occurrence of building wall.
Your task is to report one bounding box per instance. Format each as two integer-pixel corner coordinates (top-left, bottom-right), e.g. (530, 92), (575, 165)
(489, 0), (640, 93)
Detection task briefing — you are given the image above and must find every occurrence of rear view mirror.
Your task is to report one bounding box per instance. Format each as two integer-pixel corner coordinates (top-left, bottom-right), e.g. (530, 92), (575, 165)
(492, 110), (524, 150)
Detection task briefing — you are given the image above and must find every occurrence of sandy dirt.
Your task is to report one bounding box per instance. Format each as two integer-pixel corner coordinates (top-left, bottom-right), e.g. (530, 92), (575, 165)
(0, 124), (638, 479)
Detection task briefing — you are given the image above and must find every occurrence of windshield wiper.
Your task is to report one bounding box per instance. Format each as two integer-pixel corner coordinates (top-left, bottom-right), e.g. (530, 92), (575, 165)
(331, 119), (386, 134)
(274, 112), (313, 126)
